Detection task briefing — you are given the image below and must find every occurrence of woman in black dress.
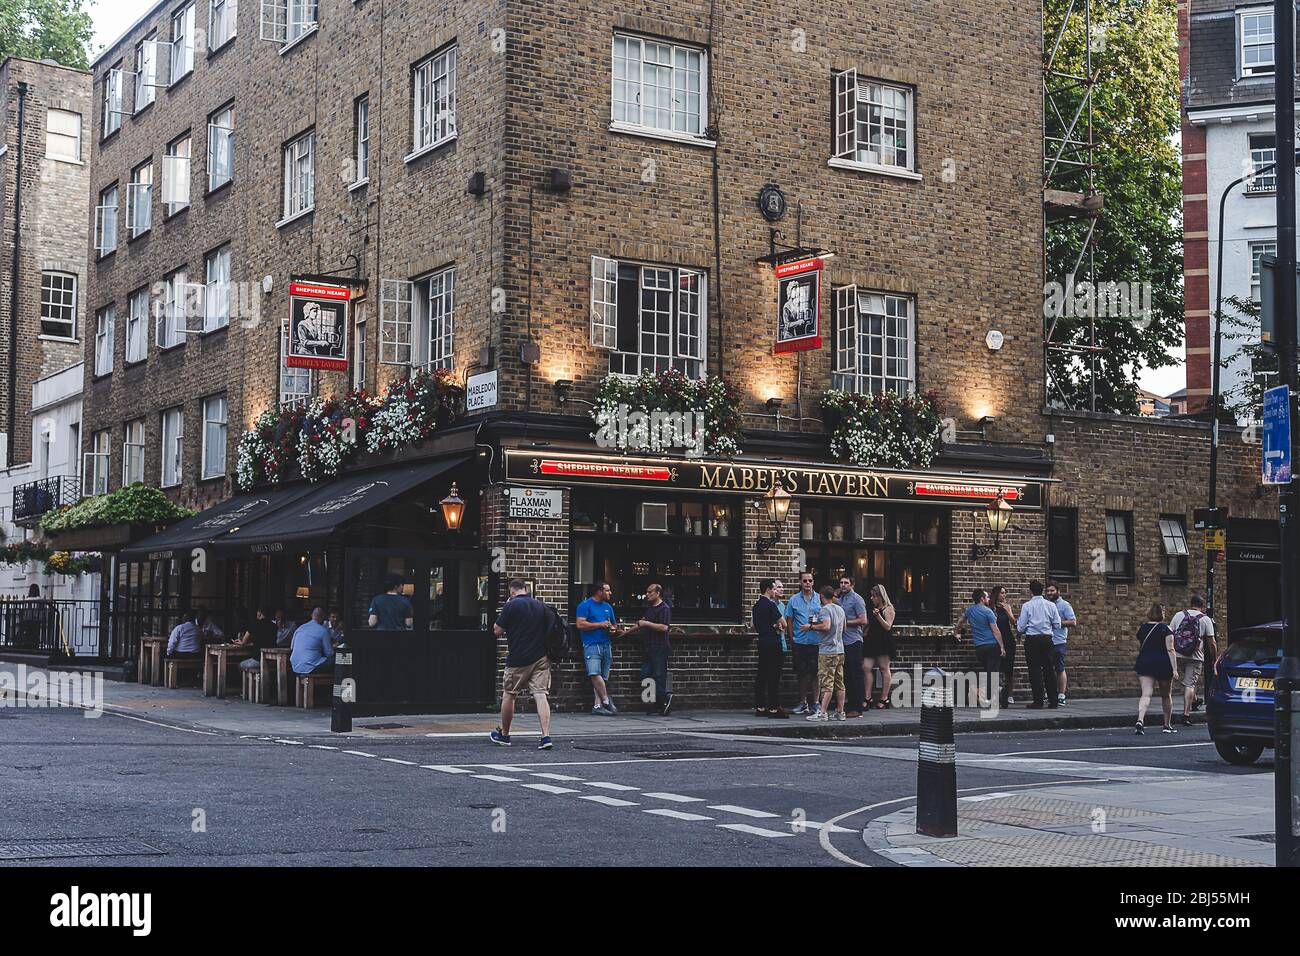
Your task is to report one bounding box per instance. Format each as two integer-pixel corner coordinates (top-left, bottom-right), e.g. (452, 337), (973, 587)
(862, 584), (896, 709)
(1134, 603), (1177, 734)
(991, 586), (1017, 707)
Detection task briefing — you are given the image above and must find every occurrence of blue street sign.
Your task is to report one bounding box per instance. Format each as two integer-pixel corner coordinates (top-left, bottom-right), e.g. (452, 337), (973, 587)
(1263, 385), (1293, 486)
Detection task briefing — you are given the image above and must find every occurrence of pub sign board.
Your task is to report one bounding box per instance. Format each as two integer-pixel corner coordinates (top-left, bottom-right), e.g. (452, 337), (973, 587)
(504, 450), (1045, 510)
(774, 257), (822, 354)
(287, 281), (351, 372)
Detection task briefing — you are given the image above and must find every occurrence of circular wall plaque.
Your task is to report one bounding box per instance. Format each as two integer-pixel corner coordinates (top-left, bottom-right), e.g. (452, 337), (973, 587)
(758, 184), (787, 223)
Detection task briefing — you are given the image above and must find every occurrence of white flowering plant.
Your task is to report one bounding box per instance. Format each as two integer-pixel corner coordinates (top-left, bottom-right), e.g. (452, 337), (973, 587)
(821, 389), (943, 469)
(365, 368), (465, 455)
(298, 390), (379, 482)
(590, 370), (743, 456)
(236, 407), (305, 490)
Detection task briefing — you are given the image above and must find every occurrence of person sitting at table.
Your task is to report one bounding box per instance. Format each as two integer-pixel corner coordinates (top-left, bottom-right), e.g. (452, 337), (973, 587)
(326, 607), (345, 646)
(165, 610), (202, 659)
(367, 576), (413, 630)
(290, 607), (335, 676)
(196, 609), (225, 645)
(235, 606), (279, 673)
(273, 608), (296, 647)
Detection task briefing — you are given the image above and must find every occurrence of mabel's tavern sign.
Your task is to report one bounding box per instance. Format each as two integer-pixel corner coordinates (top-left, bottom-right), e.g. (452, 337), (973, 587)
(504, 450), (1044, 510)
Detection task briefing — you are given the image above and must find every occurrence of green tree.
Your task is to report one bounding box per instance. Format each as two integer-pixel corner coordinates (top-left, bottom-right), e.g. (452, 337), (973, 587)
(0, 0), (94, 70)
(1044, 0), (1184, 414)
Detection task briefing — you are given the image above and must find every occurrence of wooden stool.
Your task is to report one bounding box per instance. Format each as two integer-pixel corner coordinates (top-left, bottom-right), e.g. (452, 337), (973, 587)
(164, 658), (202, 689)
(295, 672), (333, 709)
(241, 668), (262, 703)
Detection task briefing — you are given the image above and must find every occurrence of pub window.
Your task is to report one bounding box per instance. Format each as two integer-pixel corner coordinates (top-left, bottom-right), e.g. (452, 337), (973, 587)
(415, 266), (455, 372)
(171, 2), (196, 84)
(40, 271), (78, 339)
(279, 322), (315, 407)
(94, 305), (115, 376)
(96, 183), (119, 256)
(134, 34), (158, 112)
(1248, 134), (1276, 194)
(590, 256), (706, 378)
(833, 286), (915, 396)
(123, 418), (146, 485)
(1105, 511), (1134, 580)
(102, 63), (124, 137)
(126, 287), (149, 363)
(832, 70), (915, 174)
(611, 33), (707, 139)
(281, 129), (314, 222)
(1158, 515), (1189, 583)
(163, 132), (192, 216)
(1048, 507), (1079, 579)
(799, 503), (948, 625)
(208, 104), (235, 191)
(570, 491), (740, 623)
(410, 45), (457, 157)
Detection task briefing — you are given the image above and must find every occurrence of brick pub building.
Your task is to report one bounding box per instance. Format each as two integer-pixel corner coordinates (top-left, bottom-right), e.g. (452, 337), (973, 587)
(76, 0), (1267, 713)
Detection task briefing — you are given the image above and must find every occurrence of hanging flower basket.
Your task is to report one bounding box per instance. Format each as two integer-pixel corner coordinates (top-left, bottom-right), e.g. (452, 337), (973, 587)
(236, 406), (306, 490)
(365, 368), (465, 455)
(590, 370), (744, 457)
(298, 389), (380, 483)
(820, 389), (944, 469)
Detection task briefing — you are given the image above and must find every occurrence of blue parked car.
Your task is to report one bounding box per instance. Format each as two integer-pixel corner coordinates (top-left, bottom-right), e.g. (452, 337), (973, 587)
(1206, 621), (1283, 765)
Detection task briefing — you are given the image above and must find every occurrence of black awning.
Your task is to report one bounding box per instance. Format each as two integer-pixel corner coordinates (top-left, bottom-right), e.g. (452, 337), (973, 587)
(119, 484), (319, 561)
(210, 456), (470, 556)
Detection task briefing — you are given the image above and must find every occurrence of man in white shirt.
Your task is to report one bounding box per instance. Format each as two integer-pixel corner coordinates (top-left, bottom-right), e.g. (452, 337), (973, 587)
(1045, 582), (1077, 705)
(1169, 594), (1217, 726)
(1016, 580), (1062, 709)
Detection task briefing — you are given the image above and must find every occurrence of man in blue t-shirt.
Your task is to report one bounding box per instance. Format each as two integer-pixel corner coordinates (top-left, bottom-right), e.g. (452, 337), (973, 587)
(956, 588), (1004, 708)
(784, 572), (824, 715)
(367, 575), (413, 630)
(575, 581), (622, 716)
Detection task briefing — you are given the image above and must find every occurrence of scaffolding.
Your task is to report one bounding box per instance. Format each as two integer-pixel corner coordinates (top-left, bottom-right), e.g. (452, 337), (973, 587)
(1044, 0), (1107, 411)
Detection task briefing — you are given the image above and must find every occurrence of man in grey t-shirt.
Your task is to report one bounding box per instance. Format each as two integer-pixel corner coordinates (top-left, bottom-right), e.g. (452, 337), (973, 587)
(807, 586), (847, 722)
(838, 576), (868, 716)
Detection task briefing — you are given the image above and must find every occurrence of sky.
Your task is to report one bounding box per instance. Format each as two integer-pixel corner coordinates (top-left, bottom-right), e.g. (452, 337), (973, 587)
(87, 0), (1186, 399)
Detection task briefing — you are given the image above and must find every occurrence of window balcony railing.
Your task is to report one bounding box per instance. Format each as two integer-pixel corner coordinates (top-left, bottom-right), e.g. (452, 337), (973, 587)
(12, 475), (81, 527)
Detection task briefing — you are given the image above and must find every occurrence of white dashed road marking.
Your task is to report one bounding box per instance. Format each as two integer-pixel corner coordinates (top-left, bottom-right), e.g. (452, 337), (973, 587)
(521, 783), (580, 794)
(341, 750), (378, 757)
(642, 792), (706, 803)
(381, 758), (416, 765)
(718, 823), (795, 839)
(585, 782), (640, 791)
(530, 773), (585, 781)
(708, 805), (780, 819)
(578, 795), (641, 807)
(644, 809), (714, 822)
(473, 774), (521, 782)
(422, 765), (473, 774)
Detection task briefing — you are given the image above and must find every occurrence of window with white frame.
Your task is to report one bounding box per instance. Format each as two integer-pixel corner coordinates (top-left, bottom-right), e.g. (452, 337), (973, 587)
(834, 70), (914, 173)
(95, 305), (115, 376)
(128, 161), (153, 238)
(412, 46), (457, 154)
(163, 133), (192, 215)
(134, 34), (157, 111)
(126, 288), (149, 362)
(123, 418), (146, 485)
(354, 94), (370, 182)
(207, 104), (234, 190)
(288, 0), (317, 43)
(88, 430), (111, 495)
(209, 0), (236, 49)
(156, 268), (192, 348)
(1105, 511), (1134, 579)
(204, 244), (231, 331)
(611, 33), (706, 137)
(40, 271), (77, 339)
(415, 267), (455, 371)
(590, 257), (706, 378)
(379, 279), (412, 365)
(282, 130), (314, 220)
(102, 65), (124, 136)
(160, 406), (183, 487)
(832, 287), (915, 396)
(1239, 7), (1275, 77)
(352, 302), (367, 389)
(201, 395), (227, 479)
(45, 109), (81, 162)
(171, 3), (196, 83)
(1248, 133), (1277, 193)
(259, 0), (316, 45)
(95, 183), (119, 256)
(279, 322), (315, 406)
(1251, 240), (1278, 301)
(1158, 515), (1189, 582)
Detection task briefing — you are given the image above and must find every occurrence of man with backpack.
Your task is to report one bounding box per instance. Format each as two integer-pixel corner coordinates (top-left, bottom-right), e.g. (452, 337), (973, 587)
(490, 579), (554, 750)
(1168, 594), (1217, 727)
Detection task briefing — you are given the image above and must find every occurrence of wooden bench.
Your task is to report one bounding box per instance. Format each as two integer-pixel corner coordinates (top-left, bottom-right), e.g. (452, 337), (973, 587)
(295, 672), (333, 709)
(241, 668), (262, 703)
(164, 657), (203, 689)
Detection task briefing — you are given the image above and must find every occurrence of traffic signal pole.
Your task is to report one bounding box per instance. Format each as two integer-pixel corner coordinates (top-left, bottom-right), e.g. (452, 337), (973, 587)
(1273, 0), (1300, 869)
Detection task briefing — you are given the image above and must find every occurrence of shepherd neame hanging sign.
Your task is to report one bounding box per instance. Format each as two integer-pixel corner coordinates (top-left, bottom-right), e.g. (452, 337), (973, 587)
(286, 281), (351, 372)
(504, 450), (1044, 510)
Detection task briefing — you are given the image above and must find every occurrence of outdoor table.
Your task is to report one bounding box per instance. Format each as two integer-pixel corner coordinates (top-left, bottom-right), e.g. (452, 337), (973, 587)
(138, 636), (167, 687)
(261, 647), (292, 707)
(204, 644), (257, 698)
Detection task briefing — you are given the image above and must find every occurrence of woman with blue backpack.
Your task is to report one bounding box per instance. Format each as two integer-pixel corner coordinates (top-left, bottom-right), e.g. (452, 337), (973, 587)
(1134, 603), (1178, 735)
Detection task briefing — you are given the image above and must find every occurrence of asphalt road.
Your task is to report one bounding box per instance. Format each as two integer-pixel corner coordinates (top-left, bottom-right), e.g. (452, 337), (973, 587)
(0, 706), (1268, 867)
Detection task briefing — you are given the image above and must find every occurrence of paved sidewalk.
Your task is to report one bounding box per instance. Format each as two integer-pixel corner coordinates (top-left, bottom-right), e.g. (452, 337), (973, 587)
(6, 663), (1154, 740)
(864, 775), (1275, 866)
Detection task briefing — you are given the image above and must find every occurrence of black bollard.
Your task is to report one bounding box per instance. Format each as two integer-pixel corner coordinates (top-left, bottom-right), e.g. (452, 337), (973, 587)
(331, 646), (353, 734)
(916, 667), (957, 837)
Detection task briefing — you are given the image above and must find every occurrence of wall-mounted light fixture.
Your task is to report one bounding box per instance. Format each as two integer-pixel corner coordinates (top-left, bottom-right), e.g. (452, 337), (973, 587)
(554, 379), (574, 404)
(440, 483), (466, 532)
(971, 493), (1015, 561)
(756, 480), (792, 554)
(979, 415), (996, 442)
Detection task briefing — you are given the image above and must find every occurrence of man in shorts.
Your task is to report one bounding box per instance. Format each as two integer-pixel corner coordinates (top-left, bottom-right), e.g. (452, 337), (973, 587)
(784, 572), (824, 715)
(490, 579), (554, 750)
(806, 585), (846, 721)
(576, 581), (622, 715)
(1169, 594), (1217, 727)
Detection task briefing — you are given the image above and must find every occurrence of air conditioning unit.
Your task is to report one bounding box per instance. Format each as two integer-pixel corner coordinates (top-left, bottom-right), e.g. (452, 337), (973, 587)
(638, 503), (669, 532)
(858, 513), (886, 541)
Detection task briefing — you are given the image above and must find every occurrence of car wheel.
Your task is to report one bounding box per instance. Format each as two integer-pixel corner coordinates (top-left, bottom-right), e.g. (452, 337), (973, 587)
(1215, 740), (1265, 766)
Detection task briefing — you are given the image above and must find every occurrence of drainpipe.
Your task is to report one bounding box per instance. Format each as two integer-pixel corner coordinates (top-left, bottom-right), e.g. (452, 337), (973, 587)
(6, 81), (28, 468)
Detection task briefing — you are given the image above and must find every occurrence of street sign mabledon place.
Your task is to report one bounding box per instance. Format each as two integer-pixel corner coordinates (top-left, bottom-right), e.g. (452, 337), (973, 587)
(508, 487), (563, 519)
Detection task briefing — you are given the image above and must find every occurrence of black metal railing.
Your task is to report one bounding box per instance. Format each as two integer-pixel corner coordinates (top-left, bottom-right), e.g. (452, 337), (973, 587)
(12, 476), (81, 526)
(0, 598), (102, 657)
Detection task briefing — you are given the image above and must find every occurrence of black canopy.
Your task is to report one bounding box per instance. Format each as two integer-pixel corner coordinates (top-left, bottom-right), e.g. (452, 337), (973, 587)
(119, 484), (319, 561)
(210, 456), (469, 556)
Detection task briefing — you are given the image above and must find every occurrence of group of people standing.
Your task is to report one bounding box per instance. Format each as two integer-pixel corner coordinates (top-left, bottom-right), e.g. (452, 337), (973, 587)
(752, 573), (897, 720)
